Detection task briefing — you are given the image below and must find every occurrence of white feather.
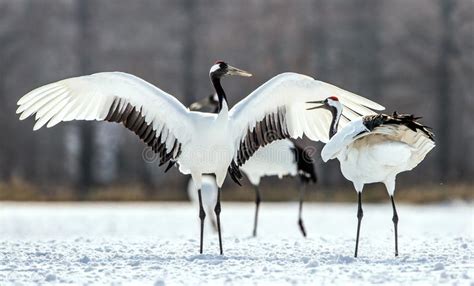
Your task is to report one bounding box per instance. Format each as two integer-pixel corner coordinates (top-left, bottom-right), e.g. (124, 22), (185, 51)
(241, 139), (298, 186)
(229, 73), (384, 154)
(321, 118), (368, 162)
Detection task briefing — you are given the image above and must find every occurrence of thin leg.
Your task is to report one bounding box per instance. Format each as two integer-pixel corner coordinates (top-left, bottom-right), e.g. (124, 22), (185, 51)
(298, 183), (307, 237)
(354, 191), (364, 258)
(198, 189), (206, 254)
(391, 195), (399, 257)
(214, 188), (223, 255)
(252, 186), (261, 237)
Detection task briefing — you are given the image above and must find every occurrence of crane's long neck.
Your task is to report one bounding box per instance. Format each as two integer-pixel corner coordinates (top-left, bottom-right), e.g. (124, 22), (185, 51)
(329, 106), (342, 139)
(211, 76), (228, 113)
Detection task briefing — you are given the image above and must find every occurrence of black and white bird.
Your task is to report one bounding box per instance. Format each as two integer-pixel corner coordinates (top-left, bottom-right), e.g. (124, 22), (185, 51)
(241, 140), (317, 237)
(190, 95), (317, 237)
(16, 61), (384, 255)
(307, 97), (435, 257)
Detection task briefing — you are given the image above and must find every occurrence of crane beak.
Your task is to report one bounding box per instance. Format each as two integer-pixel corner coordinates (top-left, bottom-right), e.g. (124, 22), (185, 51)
(226, 65), (252, 77)
(306, 100), (327, 111)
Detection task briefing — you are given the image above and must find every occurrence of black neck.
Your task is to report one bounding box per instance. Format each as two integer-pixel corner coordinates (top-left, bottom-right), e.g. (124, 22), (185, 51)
(329, 107), (340, 139)
(211, 75), (227, 112)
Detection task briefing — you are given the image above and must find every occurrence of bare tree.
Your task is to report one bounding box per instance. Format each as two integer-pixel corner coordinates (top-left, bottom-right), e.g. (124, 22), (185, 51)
(312, 0), (329, 78)
(76, 0), (95, 197)
(357, 0), (383, 99)
(0, 2), (25, 180)
(436, 0), (456, 182)
(181, 0), (198, 105)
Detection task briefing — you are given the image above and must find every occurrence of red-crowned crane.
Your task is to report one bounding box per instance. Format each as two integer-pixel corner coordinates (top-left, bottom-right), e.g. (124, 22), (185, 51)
(307, 97), (435, 257)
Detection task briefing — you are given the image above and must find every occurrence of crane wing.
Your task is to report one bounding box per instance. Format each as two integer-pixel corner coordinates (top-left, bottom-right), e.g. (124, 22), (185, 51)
(228, 73), (384, 169)
(321, 113), (435, 169)
(17, 72), (193, 166)
(355, 113), (435, 169)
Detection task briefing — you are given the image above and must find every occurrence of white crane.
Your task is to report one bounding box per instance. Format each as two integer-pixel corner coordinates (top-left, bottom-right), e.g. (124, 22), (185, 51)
(16, 61), (384, 255)
(190, 95), (317, 237)
(307, 96), (435, 257)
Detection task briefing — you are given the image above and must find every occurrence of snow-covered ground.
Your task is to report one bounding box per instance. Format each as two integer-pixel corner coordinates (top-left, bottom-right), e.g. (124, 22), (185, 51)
(0, 202), (472, 285)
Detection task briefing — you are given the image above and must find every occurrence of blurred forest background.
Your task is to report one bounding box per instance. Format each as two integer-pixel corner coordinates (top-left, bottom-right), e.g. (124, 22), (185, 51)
(0, 0), (472, 202)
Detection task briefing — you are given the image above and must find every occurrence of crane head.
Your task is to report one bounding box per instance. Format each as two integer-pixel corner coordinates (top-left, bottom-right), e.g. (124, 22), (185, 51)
(306, 96), (341, 112)
(210, 61), (252, 78)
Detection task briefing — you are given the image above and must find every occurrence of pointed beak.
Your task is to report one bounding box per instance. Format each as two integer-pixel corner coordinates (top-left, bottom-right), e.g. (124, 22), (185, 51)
(306, 100), (327, 111)
(226, 65), (252, 77)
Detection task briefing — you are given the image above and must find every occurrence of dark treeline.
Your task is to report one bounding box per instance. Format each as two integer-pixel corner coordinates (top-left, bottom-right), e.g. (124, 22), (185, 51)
(0, 0), (472, 197)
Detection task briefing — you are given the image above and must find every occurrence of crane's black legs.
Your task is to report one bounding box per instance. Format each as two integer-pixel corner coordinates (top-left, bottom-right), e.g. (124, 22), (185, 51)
(215, 188), (223, 255)
(198, 189), (206, 254)
(298, 183), (307, 237)
(391, 195), (399, 257)
(354, 192), (364, 258)
(252, 186), (261, 237)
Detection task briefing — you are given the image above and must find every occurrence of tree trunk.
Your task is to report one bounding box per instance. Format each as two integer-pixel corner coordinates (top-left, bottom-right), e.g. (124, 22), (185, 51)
(76, 0), (95, 199)
(436, 0), (455, 182)
(181, 0), (197, 105)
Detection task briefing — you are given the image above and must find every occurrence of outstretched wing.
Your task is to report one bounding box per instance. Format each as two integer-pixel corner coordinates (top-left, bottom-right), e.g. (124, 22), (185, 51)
(229, 72), (384, 168)
(17, 72), (192, 166)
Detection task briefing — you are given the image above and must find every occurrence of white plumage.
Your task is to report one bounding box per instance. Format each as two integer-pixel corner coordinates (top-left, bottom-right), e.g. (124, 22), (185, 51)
(229, 73), (383, 144)
(309, 97), (435, 258)
(322, 116), (435, 194)
(240, 139), (297, 186)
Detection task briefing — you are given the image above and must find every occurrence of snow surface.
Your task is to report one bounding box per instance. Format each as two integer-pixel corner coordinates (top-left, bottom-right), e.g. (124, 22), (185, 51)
(0, 202), (472, 285)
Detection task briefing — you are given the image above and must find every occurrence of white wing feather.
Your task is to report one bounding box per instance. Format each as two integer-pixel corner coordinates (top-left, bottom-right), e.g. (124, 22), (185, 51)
(229, 73), (384, 149)
(17, 72), (192, 145)
(322, 118), (435, 170)
(358, 124), (435, 170)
